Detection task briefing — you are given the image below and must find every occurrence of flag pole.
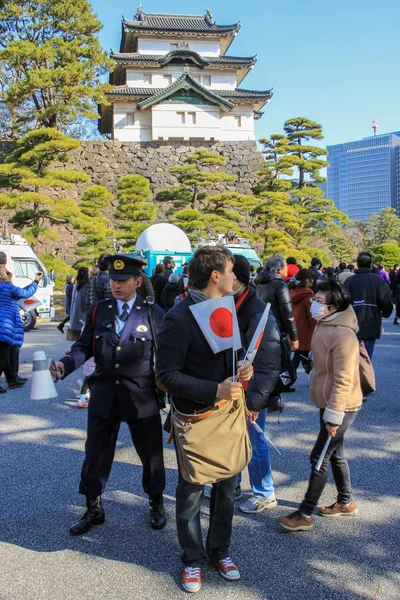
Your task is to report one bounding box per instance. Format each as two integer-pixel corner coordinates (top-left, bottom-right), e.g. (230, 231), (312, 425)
(315, 435), (332, 471)
(253, 422), (282, 456)
(232, 348), (236, 382)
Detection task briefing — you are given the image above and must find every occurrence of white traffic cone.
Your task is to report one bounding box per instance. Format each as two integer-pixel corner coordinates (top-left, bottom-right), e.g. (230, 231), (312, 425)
(30, 351), (58, 400)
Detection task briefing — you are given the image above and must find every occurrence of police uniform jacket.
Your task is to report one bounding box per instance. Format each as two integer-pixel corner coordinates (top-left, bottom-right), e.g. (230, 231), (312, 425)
(60, 295), (164, 421)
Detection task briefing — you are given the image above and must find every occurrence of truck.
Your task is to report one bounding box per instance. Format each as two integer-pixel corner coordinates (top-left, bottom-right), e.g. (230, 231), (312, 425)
(134, 224), (262, 276)
(0, 231), (56, 331)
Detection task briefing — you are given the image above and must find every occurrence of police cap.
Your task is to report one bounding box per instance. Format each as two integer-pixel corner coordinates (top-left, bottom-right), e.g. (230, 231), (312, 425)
(107, 254), (146, 280)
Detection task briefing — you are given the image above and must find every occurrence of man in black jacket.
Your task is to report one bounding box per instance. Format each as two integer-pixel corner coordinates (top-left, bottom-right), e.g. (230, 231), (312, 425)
(344, 252), (393, 358)
(153, 256), (175, 306)
(85, 254), (112, 308)
(156, 246), (253, 593)
(232, 255), (281, 514)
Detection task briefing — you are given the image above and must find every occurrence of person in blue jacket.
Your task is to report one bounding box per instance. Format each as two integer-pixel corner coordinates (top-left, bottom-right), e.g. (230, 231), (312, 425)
(51, 255), (167, 536)
(0, 266), (42, 393)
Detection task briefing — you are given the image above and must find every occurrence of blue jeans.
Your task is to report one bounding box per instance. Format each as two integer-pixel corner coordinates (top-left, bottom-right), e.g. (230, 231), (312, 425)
(362, 339), (375, 359)
(238, 409), (274, 498)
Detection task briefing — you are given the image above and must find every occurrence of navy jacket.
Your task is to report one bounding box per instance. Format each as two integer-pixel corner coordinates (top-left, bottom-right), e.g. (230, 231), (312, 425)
(0, 281), (38, 347)
(255, 270), (298, 341)
(236, 287), (281, 411)
(156, 295), (236, 414)
(60, 295), (164, 421)
(344, 268), (393, 340)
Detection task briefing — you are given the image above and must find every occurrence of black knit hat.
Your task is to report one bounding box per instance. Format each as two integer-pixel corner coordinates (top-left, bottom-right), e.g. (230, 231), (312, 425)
(233, 254), (250, 286)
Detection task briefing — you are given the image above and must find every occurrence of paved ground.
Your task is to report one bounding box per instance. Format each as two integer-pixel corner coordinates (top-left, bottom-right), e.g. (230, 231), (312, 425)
(0, 316), (399, 600)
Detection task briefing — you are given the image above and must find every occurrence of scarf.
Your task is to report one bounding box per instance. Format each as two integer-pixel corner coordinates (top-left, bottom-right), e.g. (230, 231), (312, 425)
(188, 288), (209, 304)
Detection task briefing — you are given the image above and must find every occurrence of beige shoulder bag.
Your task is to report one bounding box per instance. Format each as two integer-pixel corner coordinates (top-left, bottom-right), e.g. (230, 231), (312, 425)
(169, 389), (252, 486)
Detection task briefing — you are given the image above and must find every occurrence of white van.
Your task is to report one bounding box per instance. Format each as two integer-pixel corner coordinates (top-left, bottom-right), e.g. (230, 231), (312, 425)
(0, 233), (56, 331)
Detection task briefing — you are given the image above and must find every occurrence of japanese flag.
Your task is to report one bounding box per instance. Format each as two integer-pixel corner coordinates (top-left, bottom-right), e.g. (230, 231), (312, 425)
(245, 303), (271, 365)
(189, 295), (242, 354)
(18, 296), (41, 313)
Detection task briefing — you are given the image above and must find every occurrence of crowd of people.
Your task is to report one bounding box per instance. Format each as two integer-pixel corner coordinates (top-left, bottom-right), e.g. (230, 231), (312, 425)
(1, 244), (395, 593)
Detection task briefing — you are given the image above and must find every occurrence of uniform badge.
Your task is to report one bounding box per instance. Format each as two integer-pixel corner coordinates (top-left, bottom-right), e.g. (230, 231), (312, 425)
(136, 325), (148, 333)
(113, 259), (125, 270)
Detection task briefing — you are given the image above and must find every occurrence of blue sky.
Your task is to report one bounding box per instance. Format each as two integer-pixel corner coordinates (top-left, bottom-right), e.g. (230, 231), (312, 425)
(92, 0), (400, 148)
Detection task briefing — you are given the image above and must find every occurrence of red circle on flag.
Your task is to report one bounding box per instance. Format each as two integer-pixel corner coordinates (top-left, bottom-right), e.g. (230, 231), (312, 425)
(209, 307), (233, 338)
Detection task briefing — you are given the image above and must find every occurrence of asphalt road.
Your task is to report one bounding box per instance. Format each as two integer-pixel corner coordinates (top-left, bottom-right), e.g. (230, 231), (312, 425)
(0, 317), (399, 600)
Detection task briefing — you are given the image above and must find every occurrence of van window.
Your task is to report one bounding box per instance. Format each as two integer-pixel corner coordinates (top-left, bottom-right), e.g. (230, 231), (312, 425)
(13, 259), (46, 288)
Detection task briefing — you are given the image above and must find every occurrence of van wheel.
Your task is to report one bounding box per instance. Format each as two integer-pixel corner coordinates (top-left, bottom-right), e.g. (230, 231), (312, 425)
(20, 310), (37, 332)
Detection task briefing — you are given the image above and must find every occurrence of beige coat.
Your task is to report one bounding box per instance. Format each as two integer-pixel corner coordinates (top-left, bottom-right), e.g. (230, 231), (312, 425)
(309, 306), (362, 425)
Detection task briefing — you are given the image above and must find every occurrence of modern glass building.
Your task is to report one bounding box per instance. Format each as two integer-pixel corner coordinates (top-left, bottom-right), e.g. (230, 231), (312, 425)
(327, 132), (400, 221)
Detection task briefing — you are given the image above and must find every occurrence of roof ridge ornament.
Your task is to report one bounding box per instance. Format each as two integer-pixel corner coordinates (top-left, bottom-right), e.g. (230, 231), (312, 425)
(177, 40), (191, 50)
(205, 7), (215, 25)
(135, 3), (144, 21)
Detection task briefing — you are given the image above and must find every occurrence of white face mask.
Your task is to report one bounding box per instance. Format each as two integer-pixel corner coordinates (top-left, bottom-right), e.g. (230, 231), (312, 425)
(310, 302), (327, 321)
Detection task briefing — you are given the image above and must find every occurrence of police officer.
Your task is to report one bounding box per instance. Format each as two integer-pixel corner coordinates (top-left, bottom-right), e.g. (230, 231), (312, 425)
(51, 255), (167, 535)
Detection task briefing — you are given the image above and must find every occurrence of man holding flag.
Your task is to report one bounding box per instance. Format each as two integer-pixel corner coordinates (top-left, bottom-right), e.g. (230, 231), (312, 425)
(156, 246), (253, 593)
(231, 255), (281, 514)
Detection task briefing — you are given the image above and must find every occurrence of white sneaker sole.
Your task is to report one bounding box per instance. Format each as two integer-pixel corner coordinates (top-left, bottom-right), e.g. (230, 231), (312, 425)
(182, 583), (201, 593)
(239, 499), (278, 513)
(218, 569), (241, 581)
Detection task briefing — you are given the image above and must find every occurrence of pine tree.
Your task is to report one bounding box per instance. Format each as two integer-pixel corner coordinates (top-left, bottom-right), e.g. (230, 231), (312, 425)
(283, 118), (328, 188)
(115, 175), (156, 250)
(0, 0), (113, 136)
(71, 185), (114, 266)
(156, 150), (236, 238)
(0, 128), (90, 248)
(251, 135), (304, 259)
(203, 192), (257, 235)
(365, 207), (400, 246)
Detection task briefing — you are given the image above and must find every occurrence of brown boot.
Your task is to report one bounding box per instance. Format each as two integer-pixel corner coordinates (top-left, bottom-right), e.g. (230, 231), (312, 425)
(320, 501), (358, 518)
(278, 510), (314, 531)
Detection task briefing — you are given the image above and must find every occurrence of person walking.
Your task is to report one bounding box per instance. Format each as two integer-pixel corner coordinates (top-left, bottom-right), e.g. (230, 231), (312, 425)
(150, 263), (165, 288)
(85, 255), (111, 308)
(344, 252), (392, 359)
(285, 257), (299, 282)
(57, 275), (74, 334)
(230, 255), (281, 515)
(68, 267), (90, 340)
(290, 269), (316, 376)
(378, 265), (390, 286)
(161, 273), (181, 312)
(278, 280), (362, 532)
(153, 256), (175, 306)
(336, 263), (355, 285)
(51, 255), (167, 535)
(0, 267), (42, 393)
(255, 254), (299, 410)
(156, 247), (253, 593)
(309, 257), (324, 283)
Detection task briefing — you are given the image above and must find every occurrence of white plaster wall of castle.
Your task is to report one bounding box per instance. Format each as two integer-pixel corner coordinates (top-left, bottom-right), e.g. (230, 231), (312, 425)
(112, 101), (254, 142)
(113, 102), (152, 141)
(126, 68), (236, 90)
(151, 103), (220, 141)
(138, 38), (221, 56)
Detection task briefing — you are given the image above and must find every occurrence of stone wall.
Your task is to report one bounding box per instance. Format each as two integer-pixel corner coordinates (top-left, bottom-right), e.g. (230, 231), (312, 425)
(69, 140), (264, 194)
(0, 139), (264, 263)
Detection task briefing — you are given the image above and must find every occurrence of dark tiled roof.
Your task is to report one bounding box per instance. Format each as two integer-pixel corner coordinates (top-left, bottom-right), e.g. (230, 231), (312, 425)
(135, 73), (236, 111)
(107, 84), (272, 103)
(111, 52), (256, 67)
(122, 12), (240, 34)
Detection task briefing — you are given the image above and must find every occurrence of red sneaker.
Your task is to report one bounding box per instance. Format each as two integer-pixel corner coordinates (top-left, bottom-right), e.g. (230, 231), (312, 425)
(216, 556), (241, 581)
(181, 567), (202, 593)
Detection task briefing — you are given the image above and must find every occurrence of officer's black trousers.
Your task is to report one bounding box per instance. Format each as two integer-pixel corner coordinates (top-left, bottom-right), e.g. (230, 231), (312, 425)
(79, 402), (165, 499)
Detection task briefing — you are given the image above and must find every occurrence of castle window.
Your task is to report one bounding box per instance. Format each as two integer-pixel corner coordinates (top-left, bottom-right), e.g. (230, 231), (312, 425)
(188, 112), (196, 124)
(126, 112), (135, 126)
(235, 116), (242, 128)
(164, 74), (172, 85)
(143, 73), (152, 85)
(203, 76), (211, 86)
(177, 111), (185, 124)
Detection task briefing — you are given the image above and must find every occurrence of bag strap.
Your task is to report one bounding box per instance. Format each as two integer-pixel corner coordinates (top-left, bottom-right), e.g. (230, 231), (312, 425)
(91, 303), (99, 358)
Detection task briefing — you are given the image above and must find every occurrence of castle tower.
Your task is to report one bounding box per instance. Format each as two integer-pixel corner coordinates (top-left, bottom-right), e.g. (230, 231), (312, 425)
(99, 6), (272, 142)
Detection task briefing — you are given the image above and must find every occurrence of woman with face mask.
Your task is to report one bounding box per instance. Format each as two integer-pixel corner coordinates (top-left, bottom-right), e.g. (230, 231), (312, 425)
(278, 279), (363, 532)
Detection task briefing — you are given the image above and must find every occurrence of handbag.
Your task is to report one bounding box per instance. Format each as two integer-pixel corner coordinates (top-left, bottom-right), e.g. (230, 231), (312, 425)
(65, 327), (80, 342)
(359, 341), (376, 396)
(271, 335), (297, 395)
(169, 389), (252, 486)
